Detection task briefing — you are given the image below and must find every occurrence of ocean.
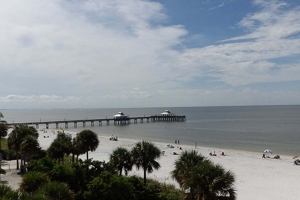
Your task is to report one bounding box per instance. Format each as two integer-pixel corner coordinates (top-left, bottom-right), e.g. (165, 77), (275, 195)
(1, 105), (300, 156)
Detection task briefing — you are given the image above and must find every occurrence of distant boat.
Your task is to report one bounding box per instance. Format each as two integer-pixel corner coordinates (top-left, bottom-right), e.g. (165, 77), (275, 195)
(113, 112), (128, 119)
(160, 110), (173, 116)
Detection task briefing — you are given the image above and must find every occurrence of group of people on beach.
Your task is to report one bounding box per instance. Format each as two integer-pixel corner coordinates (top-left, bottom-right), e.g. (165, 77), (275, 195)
(262, 154), (280, 159)
(110, 135), (118, 141)
(261, 153), (300, 165)
(162, 140), (183, 156)
(209, 151), (226, 156)
(40, 128), (47, 133)
(161, 150), (179, 156)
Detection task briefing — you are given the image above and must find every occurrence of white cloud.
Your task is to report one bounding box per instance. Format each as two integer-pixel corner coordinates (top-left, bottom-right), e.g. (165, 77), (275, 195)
(1, 0), (300, 108)
(177, 0), (300, 86)
(198, 0), (231, 10)
(0, 95), (80, 103)
(0, 0), (187, 96)
(229, 0), (299, 41)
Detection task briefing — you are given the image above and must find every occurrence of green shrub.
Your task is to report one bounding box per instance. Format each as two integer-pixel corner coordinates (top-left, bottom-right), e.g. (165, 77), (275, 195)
(84, 172), (134, 200)
(0, 185), (13, 197)
(148, 179), (184, 200)
(0, 149), (17, 160)
(19, 171), (50, 194)
(31, 149), (47, 161)
(39, 182), (74, 200)
(49, 164), (74, 183)
(27, 156), (56, 173)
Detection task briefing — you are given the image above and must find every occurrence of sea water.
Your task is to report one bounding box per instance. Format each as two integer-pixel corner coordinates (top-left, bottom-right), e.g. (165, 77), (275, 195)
(1, 105), (300, 156)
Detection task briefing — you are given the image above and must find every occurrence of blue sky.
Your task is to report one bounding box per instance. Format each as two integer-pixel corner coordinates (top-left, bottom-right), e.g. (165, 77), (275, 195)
(1, 0), (300, 109)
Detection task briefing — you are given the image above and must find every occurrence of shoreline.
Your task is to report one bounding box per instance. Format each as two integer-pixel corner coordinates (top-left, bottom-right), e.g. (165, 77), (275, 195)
(3, 105), (300, 156)
(38, 128), (296, 159)
(2, 129), (300, 200)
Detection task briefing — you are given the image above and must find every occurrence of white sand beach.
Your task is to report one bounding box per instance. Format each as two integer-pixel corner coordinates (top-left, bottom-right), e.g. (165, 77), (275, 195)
(2, 129), (300, 200)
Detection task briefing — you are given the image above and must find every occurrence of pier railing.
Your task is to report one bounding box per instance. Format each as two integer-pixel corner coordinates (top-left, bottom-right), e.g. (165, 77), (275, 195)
(7, 115), (186, 129)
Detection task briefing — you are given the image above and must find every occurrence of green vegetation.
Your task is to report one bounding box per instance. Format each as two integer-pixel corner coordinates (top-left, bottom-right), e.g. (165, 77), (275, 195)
(1, 125), (235, 200)
(0, 112), (8, 155)
(39, 182), (75, 200)
(47, 132), (72, 164)
(0, 138), (8, 152)
(7, 125), (39, 170)
(19, 171), (50, 194)
(0, 124), (8, 151)
(171, 150), (236, 200)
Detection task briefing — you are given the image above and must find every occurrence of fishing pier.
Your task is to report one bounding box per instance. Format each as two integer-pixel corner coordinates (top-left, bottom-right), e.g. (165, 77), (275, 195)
(7, 115), (186, 129)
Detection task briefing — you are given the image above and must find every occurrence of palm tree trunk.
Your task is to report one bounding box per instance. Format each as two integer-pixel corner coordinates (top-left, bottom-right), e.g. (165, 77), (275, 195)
(86, 151), (89, 160)
(144, 169), (147, 184)
(20, 154), (23, 170)
(16, 151), (19, 170)
(119, 168), (122, 176)
(72, 153), (75, 164)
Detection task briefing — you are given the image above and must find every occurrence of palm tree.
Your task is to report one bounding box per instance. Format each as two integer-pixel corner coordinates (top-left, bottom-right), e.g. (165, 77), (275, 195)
(7, 125), (39, 170)
(171, 150), (236, 200)
(110, 147), (133, 176)
(57, 132), (72, 163)
(188, 161), (236, 200)
(71, 137), (84, 163)
(131, 140), (161, 184)
(77, 130), (99, 160)
(47, 140), (66, 164)
(171, 150), (206, 190)
(20, 135), (40, 166)
(0, 112), (7, 151)
(0, 123), (7, 151)
(47, 132), (72, 164)
(0, 112), (4, 122)
(7, 131), (22, 170)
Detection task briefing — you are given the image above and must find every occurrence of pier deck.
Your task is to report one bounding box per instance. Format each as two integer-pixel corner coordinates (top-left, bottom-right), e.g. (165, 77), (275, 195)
(7, 115), (186, 129)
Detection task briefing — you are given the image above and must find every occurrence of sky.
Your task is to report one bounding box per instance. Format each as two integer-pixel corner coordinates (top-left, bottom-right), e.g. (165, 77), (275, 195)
(1, 0), (300, 109)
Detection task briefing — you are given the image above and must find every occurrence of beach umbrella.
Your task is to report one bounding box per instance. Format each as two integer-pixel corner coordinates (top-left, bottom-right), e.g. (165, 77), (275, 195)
(264, 149), (272, 154)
